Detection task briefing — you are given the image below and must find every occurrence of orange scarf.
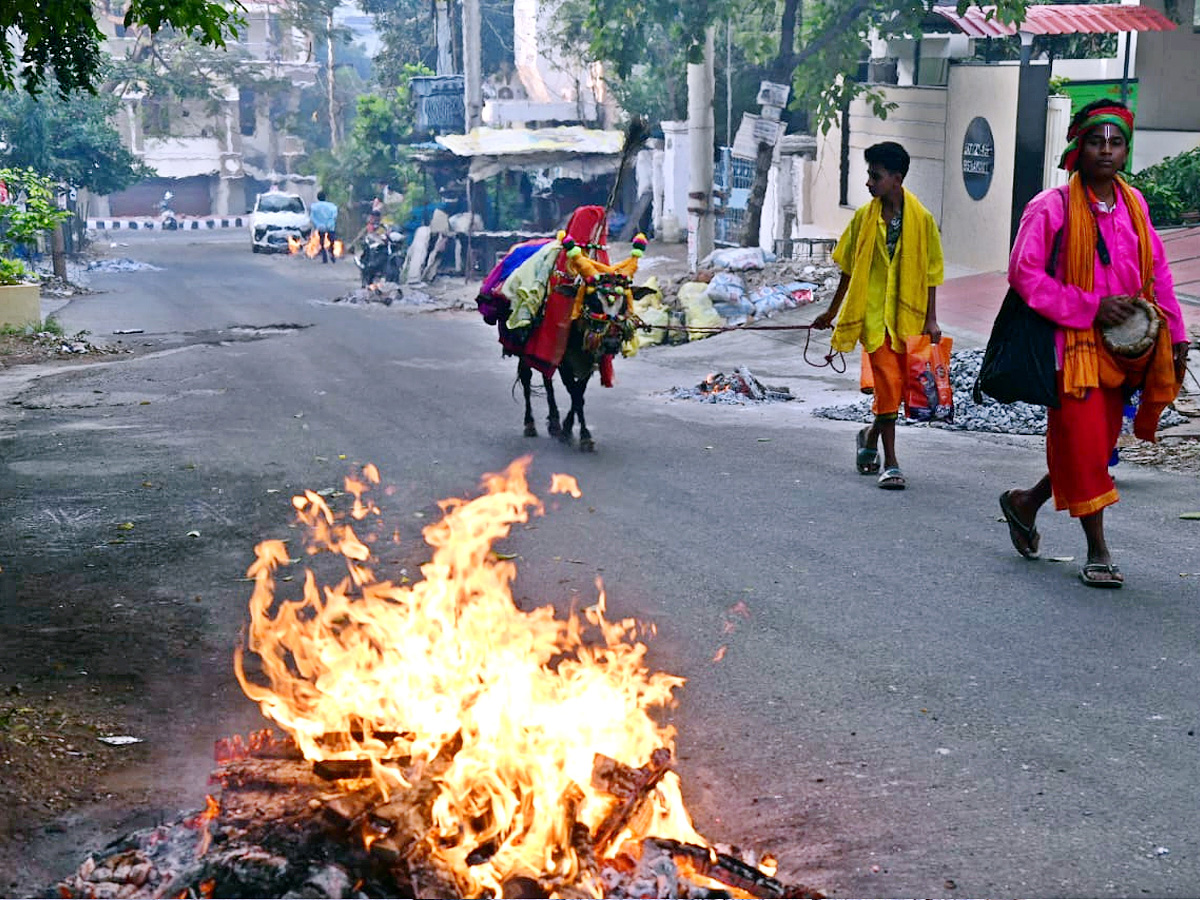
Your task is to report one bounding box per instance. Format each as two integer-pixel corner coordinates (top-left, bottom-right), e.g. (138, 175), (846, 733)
(1060, 174), (1179, 441)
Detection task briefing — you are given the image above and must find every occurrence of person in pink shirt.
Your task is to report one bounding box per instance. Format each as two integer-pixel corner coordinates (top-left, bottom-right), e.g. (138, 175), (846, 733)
(998, 99), (1189, 589)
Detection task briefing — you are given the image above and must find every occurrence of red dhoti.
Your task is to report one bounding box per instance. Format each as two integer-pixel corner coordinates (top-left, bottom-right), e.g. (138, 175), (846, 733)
(1046, 375), (1124, 517)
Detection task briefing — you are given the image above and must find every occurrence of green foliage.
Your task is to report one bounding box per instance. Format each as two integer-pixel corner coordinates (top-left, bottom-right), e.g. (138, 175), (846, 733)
(1, 0), (244, 96)
(0, 78), (153, 194)
(0, 166), (70, 257)
(0, 257), (32, 285)
(1129, 147), (1200, 227)
(297, 65), (438, 221)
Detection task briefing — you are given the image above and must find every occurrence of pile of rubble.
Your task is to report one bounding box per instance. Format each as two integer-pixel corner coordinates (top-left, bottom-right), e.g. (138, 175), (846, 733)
(636, 246), (839, 347)
(813, 347), (1192, 436)
(84, 258), (163, 274)
(667, 366), (794, 404)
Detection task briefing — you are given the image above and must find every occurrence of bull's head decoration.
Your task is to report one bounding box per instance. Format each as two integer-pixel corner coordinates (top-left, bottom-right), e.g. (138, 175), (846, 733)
(562, 233), (647, 356)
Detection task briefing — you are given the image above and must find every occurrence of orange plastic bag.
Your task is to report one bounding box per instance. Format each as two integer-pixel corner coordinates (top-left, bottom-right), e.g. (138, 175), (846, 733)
(859, 348), (874, 395)
(904, 335), (954, 422)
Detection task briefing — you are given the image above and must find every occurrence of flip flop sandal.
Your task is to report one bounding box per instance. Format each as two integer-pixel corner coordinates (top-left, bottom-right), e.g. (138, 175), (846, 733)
(999, 491), (1041, 560)
(1079, 562), (1124, 589)
(856, 427), (880, 475)
(878, 467), (906, 490)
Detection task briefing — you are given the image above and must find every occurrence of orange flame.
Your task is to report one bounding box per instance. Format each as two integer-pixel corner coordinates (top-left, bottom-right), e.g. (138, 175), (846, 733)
(185, 794), (220, 858)
(549, 473), (582, 498)
(287, 235), (302, 254)
(304, 230), (322, 258)
(235, 459), (704, 897)
(333, 239), (344, 258)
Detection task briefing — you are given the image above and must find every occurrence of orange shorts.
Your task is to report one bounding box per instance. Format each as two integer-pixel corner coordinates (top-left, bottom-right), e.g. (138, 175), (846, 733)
(867, 334), (905, 418)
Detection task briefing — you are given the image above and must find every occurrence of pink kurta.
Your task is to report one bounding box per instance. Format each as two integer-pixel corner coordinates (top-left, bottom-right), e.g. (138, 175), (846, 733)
(1009, 183), (1187, 359)
(1008, 182), (1184, 517)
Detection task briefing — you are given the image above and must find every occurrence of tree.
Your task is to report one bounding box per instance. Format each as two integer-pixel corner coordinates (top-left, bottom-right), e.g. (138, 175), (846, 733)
(362, 0), (515, 88)
(1, 0), (245, 96)
(0, 166), (71, 258)
(0, 80), (153, 194)
(579, 0), (1033, 250)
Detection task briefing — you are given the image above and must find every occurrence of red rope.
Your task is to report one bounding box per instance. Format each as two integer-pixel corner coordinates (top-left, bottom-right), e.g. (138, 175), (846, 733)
(634, 318), (847, 372)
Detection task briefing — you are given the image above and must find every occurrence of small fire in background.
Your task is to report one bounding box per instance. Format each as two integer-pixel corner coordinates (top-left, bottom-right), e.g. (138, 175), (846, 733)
(235, 458), (711, 897)
(668, 367), (794, 405)
(287, 233), (341, 258)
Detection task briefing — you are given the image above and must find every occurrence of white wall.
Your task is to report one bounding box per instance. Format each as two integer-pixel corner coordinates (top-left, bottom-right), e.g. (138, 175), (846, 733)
(1134, 130), (1200, 171)
(940, 64), (1021, 273)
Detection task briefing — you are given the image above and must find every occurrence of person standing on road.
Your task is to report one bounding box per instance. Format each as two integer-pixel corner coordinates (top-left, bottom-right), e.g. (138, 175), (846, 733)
(997, 99), (1189, 589)
(812, 141), (945, 490)
(310, 191), (339, 264)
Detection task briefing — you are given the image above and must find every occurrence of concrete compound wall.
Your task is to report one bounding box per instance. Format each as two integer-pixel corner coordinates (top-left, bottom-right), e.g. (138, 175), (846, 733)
(939, 64), (1021, 273)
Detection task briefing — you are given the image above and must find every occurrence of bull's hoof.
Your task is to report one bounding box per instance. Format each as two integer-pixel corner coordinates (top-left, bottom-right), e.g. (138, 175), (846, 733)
(547, 418), (562, 437)
(579, 437), (596, 453)
(524, 422), (538, 437)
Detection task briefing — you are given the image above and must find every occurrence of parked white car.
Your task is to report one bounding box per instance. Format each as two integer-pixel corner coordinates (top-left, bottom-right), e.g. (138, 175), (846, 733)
(250, 191), (311, 253)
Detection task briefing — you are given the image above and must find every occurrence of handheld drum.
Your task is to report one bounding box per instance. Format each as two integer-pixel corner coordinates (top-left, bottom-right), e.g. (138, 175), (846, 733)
(1101, 296), (1160, 361)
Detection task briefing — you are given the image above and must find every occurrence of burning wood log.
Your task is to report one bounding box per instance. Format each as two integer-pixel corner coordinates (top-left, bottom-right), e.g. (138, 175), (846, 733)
(647, 837), (825, 900)
(590, 747), (672, 853)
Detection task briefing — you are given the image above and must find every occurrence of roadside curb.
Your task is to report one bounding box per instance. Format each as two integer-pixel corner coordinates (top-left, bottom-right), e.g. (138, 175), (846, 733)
(86, 217), (247, 232)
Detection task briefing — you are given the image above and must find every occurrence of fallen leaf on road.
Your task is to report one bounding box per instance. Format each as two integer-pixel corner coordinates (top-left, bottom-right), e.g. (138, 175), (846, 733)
(116, 522), (135, 530)
(1047, 556), (1075, 563)
(492, 552), (518, 560)
(186, 530), (200, 538)
(1179, 512), (1200, 520)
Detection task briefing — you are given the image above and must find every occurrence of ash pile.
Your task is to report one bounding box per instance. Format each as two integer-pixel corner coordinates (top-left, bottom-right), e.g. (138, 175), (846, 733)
(55, 731), (820, 900)
(333, 282), (433, 307)
(812, 347), (1189, 435)
(668, 367), (794, 404)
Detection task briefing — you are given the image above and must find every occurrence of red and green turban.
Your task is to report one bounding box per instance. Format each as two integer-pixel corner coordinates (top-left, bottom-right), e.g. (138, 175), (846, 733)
(1058, 105), (1135, 171)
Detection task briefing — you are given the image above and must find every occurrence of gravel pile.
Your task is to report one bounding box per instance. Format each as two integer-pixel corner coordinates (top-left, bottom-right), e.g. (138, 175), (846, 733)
(813, 347), (1188, 434)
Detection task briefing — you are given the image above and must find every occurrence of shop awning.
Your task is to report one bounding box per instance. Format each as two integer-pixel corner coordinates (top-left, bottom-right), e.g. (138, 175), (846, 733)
(929, 4), (1176, 38)
(435, 126), (624, 181)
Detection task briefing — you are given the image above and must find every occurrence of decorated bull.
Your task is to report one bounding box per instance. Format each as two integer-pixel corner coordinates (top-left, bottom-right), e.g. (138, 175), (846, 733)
(476, 205), (651, 451)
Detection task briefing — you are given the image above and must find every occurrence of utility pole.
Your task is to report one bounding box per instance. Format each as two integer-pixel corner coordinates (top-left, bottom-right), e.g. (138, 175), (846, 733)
(326, 9), (337, 149)
(436, 0), (453, 75)
(462, 0), (482, 131)
(686, 28), (715, 269)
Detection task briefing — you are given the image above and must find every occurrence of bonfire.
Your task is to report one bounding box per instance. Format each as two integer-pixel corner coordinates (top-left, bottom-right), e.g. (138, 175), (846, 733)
(57, 459), (820, 899)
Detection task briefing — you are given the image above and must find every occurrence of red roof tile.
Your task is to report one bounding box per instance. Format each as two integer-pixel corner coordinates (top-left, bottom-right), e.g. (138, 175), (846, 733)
(930, 4), (1177, 38)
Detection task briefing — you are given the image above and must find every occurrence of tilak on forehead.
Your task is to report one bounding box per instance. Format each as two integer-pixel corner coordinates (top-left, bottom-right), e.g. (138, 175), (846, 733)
(1058, 104), (1135, 171)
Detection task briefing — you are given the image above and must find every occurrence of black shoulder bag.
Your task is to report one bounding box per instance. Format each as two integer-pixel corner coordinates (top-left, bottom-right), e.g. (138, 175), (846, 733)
(973, 191), (1068, 409)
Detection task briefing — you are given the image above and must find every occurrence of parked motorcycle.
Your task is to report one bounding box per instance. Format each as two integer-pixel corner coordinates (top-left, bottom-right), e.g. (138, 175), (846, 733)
(356, 229), (406, 287)
(158, 191), (179, 231)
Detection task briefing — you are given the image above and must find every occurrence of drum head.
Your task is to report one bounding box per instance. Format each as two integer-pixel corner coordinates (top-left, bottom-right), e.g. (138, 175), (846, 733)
(1101, 297), (1160, 358)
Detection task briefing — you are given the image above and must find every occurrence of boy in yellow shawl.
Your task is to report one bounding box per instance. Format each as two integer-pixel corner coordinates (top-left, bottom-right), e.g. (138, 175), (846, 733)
(813, 141), (945, 490)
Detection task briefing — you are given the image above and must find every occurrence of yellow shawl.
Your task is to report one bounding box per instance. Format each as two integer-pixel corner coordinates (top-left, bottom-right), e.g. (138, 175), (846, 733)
(1060, 173), (1179, 441)
(831, 188), (935, 353)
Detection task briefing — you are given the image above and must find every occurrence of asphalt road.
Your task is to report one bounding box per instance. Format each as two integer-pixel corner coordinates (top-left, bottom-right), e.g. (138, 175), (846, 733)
(2, 230), (1199, 898)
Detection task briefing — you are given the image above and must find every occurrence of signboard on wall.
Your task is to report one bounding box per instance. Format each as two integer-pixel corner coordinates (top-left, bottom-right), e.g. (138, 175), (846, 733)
(961, 116), (995, 201)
